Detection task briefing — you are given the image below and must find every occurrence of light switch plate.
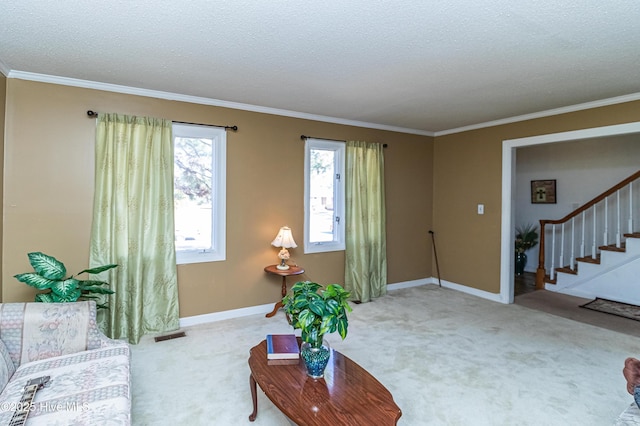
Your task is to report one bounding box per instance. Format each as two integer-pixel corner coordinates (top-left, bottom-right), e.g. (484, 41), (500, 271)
(477, 204), (484, 215)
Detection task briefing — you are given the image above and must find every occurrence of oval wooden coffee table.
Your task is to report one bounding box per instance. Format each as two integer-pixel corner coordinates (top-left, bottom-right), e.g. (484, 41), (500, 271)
(248, 339), (402, 425)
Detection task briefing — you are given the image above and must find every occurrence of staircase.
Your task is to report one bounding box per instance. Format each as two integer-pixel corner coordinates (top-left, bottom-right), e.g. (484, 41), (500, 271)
(536, 170), (640, 305)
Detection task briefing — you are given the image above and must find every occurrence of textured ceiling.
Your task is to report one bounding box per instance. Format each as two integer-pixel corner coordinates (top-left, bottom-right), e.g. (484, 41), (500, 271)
(1, 1), (640, 135)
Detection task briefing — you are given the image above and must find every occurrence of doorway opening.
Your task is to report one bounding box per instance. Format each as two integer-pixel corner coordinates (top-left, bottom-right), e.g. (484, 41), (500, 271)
(499, 122), (640, 303)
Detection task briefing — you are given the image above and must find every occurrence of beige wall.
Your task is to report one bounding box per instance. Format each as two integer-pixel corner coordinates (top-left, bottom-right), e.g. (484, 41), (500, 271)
(432, 101), (640, 294)
(7, 77), (637, 315)
(2, 79), (434, 317)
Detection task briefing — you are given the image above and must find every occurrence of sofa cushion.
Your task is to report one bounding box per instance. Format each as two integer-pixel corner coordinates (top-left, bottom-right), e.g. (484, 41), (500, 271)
(0, 344), (130, 425)
(0, 339), (15, 391)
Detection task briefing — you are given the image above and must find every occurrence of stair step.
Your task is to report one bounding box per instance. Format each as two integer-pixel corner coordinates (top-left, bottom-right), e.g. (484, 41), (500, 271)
(555, 265), (577, 275)
(576, 255), (600, 265)
(599, 242), (626, 252)
(547, 240), (636, 285)
(540, 231), (640, 287)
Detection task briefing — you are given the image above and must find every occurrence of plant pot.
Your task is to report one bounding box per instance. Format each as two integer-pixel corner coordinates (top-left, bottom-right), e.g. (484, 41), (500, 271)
(515, 252), (527, 276)
(301, 340), (331, 378)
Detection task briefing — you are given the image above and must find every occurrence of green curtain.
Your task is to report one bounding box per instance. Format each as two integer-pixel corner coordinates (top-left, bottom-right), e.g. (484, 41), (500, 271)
(344, 140), (387, 303)
(90, 113), (180, 344)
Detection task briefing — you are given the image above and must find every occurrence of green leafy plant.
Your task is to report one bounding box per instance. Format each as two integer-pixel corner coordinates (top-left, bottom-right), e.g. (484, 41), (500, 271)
(515, 223), (539, 253)
(282, 281), (352, 348)
(14, 252), (117, 309)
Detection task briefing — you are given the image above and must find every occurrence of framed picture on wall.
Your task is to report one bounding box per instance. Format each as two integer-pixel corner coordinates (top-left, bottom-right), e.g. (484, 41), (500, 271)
(531, 180), (557, 204)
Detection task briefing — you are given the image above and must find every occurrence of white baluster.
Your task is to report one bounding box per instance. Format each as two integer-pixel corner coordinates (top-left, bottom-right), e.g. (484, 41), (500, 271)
(592, 205), (597, 260)
(580, 211), (585, 258)
(551, 224), (556, 280)
(560, 223), (565, 269)
(630, 181), (634, 234)
(570, 218), (575, 270)
(616, 189), (621, 248)
(604, 196), (608, 247)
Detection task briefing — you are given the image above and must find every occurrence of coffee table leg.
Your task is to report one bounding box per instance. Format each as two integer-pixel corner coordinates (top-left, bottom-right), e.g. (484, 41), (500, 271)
(249, 374), (258, 421)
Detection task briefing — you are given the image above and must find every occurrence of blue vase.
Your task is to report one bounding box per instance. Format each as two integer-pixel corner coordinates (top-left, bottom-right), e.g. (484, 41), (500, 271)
(515, 252), (527, 275)
(301, 340), (331, 378)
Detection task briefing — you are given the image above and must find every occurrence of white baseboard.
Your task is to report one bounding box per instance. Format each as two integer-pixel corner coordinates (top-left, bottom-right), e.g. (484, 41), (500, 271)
(386, 277), (433, 291)
(437, 278), (505, 303)
(179, 302), (274, 328)
(179, 277), (504, 327)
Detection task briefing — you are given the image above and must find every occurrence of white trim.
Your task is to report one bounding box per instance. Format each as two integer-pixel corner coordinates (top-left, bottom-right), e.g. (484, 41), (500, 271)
(437, 278), (506, 303)
(388, 277), (505, 303)
(435, 93), (640, 137)
(6, 70), (433, 137)
(179, 277), (504, 327)
(173, 123), (227, 264)
(500, 139), (517, 304)
(503, 121), (640, 146)
(500, 121), (640, 304)
(7, 70), (640, 137)
(179, 302), (275, 328)
(0, 59), (9, 77)
(386, 277), (432, 291)
(304, 138), (346, 254)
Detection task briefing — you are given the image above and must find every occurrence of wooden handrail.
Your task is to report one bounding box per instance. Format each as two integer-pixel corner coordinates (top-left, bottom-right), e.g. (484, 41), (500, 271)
(536, 169), (640, 289)
(541, 170), (640, 226)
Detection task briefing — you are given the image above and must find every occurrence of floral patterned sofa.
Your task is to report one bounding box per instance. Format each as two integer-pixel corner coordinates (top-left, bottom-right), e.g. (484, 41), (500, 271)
(617, 402), (640, 425)
(0, 301), (130, 425)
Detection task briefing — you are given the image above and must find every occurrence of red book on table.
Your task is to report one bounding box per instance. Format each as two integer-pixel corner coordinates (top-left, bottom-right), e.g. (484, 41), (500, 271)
(266, 334), (299, 360)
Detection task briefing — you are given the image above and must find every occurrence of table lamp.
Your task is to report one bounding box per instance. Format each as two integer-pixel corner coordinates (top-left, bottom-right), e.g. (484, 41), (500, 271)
(271, 226), (297, 270)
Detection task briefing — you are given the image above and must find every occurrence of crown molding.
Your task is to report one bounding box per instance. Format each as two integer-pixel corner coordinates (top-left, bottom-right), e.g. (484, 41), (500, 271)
(434, 92), (640, 137)
(0, 59), (10, 77)
(7, 69), (640, 138)
(7, 70), (434, 137)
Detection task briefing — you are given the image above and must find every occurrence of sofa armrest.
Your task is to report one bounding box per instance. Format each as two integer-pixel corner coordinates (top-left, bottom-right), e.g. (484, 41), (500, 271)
(615, 402), (640, 425)
(96, 333), (128, 349)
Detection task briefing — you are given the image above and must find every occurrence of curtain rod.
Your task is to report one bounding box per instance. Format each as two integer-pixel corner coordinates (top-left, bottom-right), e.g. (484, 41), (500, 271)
(300, 134), (387, 148)
(87, 110), (238, 131)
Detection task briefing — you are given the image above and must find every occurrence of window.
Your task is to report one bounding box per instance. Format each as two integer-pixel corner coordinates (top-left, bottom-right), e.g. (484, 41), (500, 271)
(304, 138), (345, 253)
(173, 123), (226, 264)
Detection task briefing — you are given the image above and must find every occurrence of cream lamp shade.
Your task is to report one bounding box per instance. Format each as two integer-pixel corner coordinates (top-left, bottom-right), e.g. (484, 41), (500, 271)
(271, 226), (297, 270)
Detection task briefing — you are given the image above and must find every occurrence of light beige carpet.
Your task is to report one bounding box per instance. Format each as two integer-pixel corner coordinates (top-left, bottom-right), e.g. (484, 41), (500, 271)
(131, 285), (639, 425)
(516, 289), (640, 338)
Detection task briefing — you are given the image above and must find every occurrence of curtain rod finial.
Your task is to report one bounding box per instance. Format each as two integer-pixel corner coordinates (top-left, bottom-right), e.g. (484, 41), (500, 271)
(87, 110), (98, 117)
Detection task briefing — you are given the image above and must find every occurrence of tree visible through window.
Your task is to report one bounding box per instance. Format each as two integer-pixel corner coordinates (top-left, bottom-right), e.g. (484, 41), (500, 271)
(174, 135), (213, 252)
(309, 149), (336, 242)
(173, 123), (226, 264)
(304, 139), (345, 253)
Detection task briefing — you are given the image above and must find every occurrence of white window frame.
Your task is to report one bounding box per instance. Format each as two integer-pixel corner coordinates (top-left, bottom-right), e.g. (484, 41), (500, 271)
(304, 138), (345, 253)
(172, 123), (226, 265)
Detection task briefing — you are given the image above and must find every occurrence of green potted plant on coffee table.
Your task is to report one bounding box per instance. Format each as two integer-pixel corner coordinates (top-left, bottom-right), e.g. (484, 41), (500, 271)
(282, 280), (352, 378)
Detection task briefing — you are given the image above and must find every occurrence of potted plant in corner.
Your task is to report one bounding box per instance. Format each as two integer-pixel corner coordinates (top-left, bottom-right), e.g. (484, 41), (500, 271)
(282, 281), (352, 378)
(515, 224), (539, 276)
(14, 252), (117, 309)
